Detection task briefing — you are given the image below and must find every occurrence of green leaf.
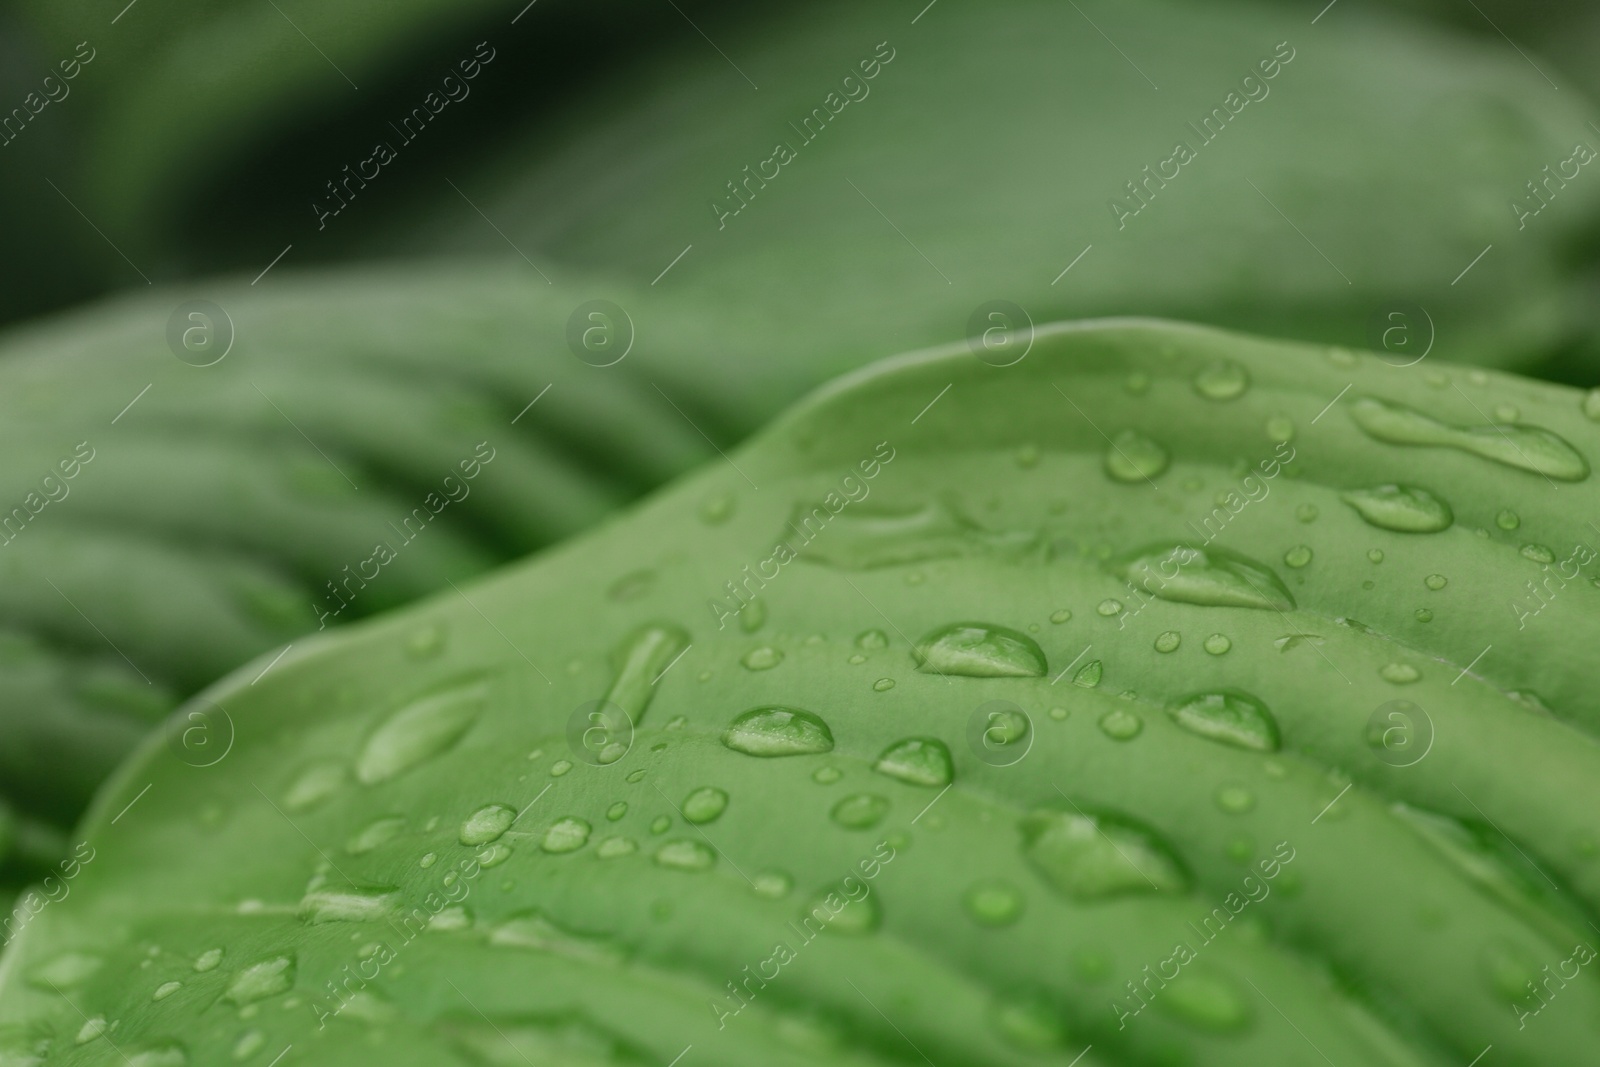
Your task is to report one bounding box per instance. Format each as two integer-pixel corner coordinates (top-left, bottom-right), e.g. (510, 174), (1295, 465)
(10, 320), (1600, 1064)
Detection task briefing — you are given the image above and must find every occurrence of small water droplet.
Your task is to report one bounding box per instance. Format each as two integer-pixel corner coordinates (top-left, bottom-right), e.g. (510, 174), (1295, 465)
(1215, 786), (1255, 814)
(742, 646), (783, 671)
(1021, 807), (1189, 900)
(194, 948), (223, 973)
(964, 880), (1025, 925)
(604, 624), (690, 728)
(1049, 609), (1072, 625)
(1106, 429), (1170, 483)
(1295, 503), (1319, 523)
(1096, 599), (1122, 617)
(723, 707), (835, 756)
(872, 677), (896, 692)
(222, 955), (296, 1005)
(127, 1043), (188, 1066)
(28, 952), (103, 990)
(1424, 574), (1448, 590)
(1493, 403), (1520, 422)
(356, 678), (488, 785)
(992, 997), (1066, 1050)
(1159, 970), (1252, 1032)
(1154, 631), (1181, 653)
(1203, 634), (1232, 655)
(799, 886), (880, 934)
(1265, 414), (1295, 442)
(831, 793), (891, 830)
(550, 759), (573, 777)
(649, 815), (671, 835)
(597, 836), (637, 858)
(76, 1015), (109, 1044)
(1194, 360), (1249, 401)
(403, 622), (447, 660)
(476, 843), (512, 868)
(299, 885), (399, 924)
(625, 768), (646, 783)
(1367, 549), (1385, 564)
(346, 816), (406, 855)
(419, 852), (437, 868)
(459, 804), (516, 846)
(1098, 708), (1142, 741)
(1520, 543), (1556, 565)
(682, 787), (728, 824)
(1073, 660), (1103, 688)
(856, 629), (889, 651)
(1168, 691), (1280, 752)
(1049, 706), (1069, 720)
(605, 801), (627, 821)
(153, 980), (181, 1001)
(1415, 608), (1433, 622)
(1342, 485), (1453, 533)
(874, 738), (953, 787)
(284, 760), (346, 812)
(754, 871), (793, 898)
(608, 569), (655, 602)
(1125, 371), (1151, 394)
(1496, 509), (1520, 530)
(1283, 545), (1313, 569)
(1380, 663), (1420, 684)
(1015, 444), (1040, 468)
(655, 840), (716, 871)
(913, 623), (1047, 677)
(700, 492), (735, 525)
(541, 817), (592, 854)
(812, 765), (843, 785)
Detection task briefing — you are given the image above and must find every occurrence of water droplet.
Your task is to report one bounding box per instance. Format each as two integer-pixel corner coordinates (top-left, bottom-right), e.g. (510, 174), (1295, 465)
(1341, 485), (1454, 533)
(1480, 941), (1544, 1004)
(739, 598), (767, 633)
(1114, 545), (1294, 611)
(1496, 509), (1521, 530)
(1283, 545), (1312, 569)
(476, 843), (513, 868)
(420, 852), (437, 868)
(222, 955), (296, 1005)
(356, 678), (488, 785)
(550, 759), (573, 777)
(913, 623), (1046, 677)
(1494, 403), (1520, 422)
(1168, 691), (1281, 752)
(1367, 549), (1385, 564)
(799, 886), (880, 934)
(1096, 599), (1122, 617)
(608, 569), (654, 602)
(1265, 414), (1295, 442)
(1380, 663), (1420, 684)
(1015, 444), (1040, 469)
(1106, 429), (1170, 483)
(1154, 631), (1181, 653)
(299, 885), (399, 924)
(604, 624), (691, 727)
(1159, 971), (1252, 1032)
(1520, 543), (1556, 565)
(831, 793), (891, 830)
(127, 1043), (188, 1066)
(284, 760), (346, 812)
(874, 738), (953, 787)
(655, 840), (716, 871)
(541, 817), (592, 854)
(964, 880), (1025, 925)
(1424, 573), (1448, 590)
(847, 653), (867, 665)
(682, 787), (728, 824)
(194, 949), (223, 972)
(700, 492), (735, 525)
(153, 981), (181, 1001)
(1021, 807), (1189, 900)
(1203, 634), (1232, 655)
(597, 836), (637, 858)
(872, 677), (896, 692)
(754, 871), (793, 898)
(1350, 397), (1589, 481)
(723, 707), (835, 756)
(1072, 660), (1103, 688)
(1125, 371), (1151, 394)
(1415, 608), (1433, 622)
(1215, 786), (1255, 814)
(404, 623), (446, 660)
(345, 816), (406, 855)
(812, 765), (843, 785)
(649, 815), (670, 835)
(742, 646), (783, 671)
(992, 997), (1066, 1050)
(1194, 360), (1249, 400)
(856, 629), (889, 651)
(76, 1015), (108, 1044)
(460, 804), (516, 846)
(1048, 610), (1073, 626)
(1098, 708), (1143, 741)
(605, 801), (627, 821)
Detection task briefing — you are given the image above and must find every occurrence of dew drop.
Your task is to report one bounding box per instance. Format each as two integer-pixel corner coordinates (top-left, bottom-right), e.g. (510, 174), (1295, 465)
(831, 793), (891, 830)
(283, 760), (346, 812)
(1021, 807), (1189, 900)
(872, 677), (896, 692)
(856, 629), (889, 651)
(964, 880), (1025, 926)
(912, 623), (1047, 677)
(1154, 631), (1181, 653)
(222, 955), (296, 1006)
(1367, 549), (1384, 564)
(1380, 663), (1421, 684)
(127, 1043), (187, 1066)
(742, 646), (783, 671)
(723, 707), (835, 757)
(345, 816), (406, 855)
(1159, 971), (1252, 1032)
(1415, 608), (1434, 622)
(1341, 485), (1453, 533)
(605, 801), (627, 822)
(1283, 545), (1312, 569)
(404, 623), (447, 660)
(1114, 545), (1294, 611)
(356, 678), (487, 785)
(1203, 634), (1232, 655)
(1049, 609), (1072, 624)
(1096, 599), (1122, 617)
(754, 871), (793, 898)
(655, 840), (716, 871)
(874, 738), (954, 788)
(1194, 360), (1249, 401)
(1350, 397), (1589, 481)
(812, 765), (843, 785)
(649, 815), (671, 835)
(682, 787), (729, 824)
(1424, 574), (1448, 590)
(604, 624), (691, 727)
(597, 836), (637, 858)
(1098, 708), (1142, 741)
(459, 804), (516, 846)
(700, 492), (735, 525)
(1215, 786), (1255, 814)
(1072, 660), (1103, 688)
(800, 887), (880, 934)
(541, 817), (592, 854)
(153, 981), (181, 1001)
(1295, 503), (1319, 523)
(76, 1016), (108, 1044)
(1496, 509), (1520, 530)
(28, 952), (102, 990)
(550, 759), (573, 777)
(1106, 429), (1170, 483)
(1265, 414), (1295, 442)
(1520, 543), (1556, 565)
(992, 997), (1067, 1051)
(476, 843), (512, 868)
(194, 949), (223, 973)
(299, 885), (399, 924)
(1168, 691), (1280, 752)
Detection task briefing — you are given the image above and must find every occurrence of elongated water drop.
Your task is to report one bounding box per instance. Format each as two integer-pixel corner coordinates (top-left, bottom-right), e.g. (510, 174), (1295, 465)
(913, 623), (1047, 677)
(1021, 807), (1189, 900)
(356, 677), (488, 785)
(299, 885), (399, 923)
(1167, 691), (1281, 752)
(460, 804), (516, 846)
(1114, 545), (1294, 611)
(222, 955), (296, 1005)
(874, 738), (953, 787)
(723, 707), (834, 756)
(1350, 397), (1588, 481)
(655, 840), (716, 871)
(1072, 660), (1103, 688)
(1159, 971), (1252, 1033)
(831, 793), (890, 830)
(681, 787), (728, 824)
(1106, 429), (1170, 483)
(1341, 485), (1453, 533)
(346, 816), (406, 854)
(603, 624), (690, 728)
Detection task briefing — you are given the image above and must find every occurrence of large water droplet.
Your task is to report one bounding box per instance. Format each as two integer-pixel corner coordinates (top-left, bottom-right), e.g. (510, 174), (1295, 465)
(356, 678), (488, 785)
(1341, 485), (1453, 533)
(541, 817), (592, 854)
(874, 738), (953, 787)
(1106, 430), (1170, 483)
(681, 787), (728, 824)
(603, 624), (690, 729)
(299, 885), (399, 923)
(1194, 360), (1250, 401)
(1021, 807), (1189, 900)
(222, 955), (296, 1005)
(655, 840), (716, 871)
(1350, 397), (1589, 481)
(1167, 691), (1281, 752)
(831, 794), (890, 830)
(460, 804), (516, 846)
(913, 623), (1047, 677)
(1113, 545), (1294, 611)
(723, 707), (835, 756)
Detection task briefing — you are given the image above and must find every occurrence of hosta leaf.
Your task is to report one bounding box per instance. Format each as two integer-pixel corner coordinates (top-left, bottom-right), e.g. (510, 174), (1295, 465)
(8, 320), (1600, 1065)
